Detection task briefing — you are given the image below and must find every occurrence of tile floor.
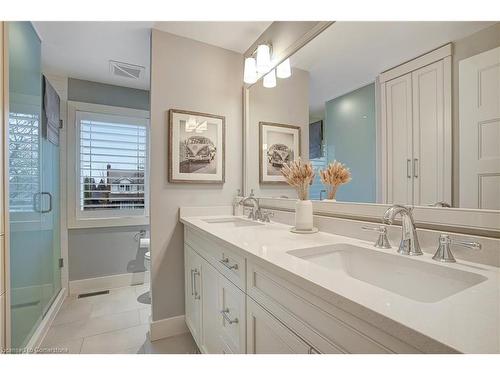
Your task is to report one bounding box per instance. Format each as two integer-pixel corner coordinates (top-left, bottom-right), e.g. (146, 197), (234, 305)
(40, 284), (198, 354)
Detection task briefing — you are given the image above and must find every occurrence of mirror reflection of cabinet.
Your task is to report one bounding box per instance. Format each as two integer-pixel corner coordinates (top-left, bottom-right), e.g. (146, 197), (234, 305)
(380, 46), (452, 206)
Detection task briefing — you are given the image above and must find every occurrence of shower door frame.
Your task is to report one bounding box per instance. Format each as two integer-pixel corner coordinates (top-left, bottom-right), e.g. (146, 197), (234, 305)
(1, 22), (66, 351)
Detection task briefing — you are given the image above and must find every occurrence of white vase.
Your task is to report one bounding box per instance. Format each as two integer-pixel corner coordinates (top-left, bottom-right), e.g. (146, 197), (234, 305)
(295, 200), (313, 231)
(321, 198), (337, 202)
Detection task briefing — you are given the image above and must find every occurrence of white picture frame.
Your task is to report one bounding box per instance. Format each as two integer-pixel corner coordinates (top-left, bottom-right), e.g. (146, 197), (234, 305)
(169, 109), (225, 184)
(259, 121), (301, 184)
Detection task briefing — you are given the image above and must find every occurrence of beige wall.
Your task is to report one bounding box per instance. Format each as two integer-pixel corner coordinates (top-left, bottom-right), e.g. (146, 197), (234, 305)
(452, 23), (500, 206)
(247, 68), (310, 198)
(150, 30), (243, 321)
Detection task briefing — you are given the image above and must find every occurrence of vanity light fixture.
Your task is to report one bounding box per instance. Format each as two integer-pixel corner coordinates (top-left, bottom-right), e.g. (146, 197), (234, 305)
(263, 69), (276, 88)
(243, 43), (292, 87)
(276, 58), (291, 79)
(243, 57), (258, 84)
(256, 44), (271, 73)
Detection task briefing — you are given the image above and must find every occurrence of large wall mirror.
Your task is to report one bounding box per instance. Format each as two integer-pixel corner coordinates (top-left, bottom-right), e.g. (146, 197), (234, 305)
(244, 21), (500, 215)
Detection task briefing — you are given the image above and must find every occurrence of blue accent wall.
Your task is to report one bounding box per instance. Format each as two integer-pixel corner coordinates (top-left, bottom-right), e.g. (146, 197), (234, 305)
(324, 83), (376, 203)
(68, 78), (150, 111)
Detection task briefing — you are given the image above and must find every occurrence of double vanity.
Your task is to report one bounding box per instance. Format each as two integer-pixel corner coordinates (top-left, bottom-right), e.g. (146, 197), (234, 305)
(181, 207), (499, 354)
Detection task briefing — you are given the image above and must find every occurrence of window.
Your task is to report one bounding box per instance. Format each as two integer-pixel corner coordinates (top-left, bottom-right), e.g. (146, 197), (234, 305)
(72, 107), (149, 226)
(9, 111), (40, 213)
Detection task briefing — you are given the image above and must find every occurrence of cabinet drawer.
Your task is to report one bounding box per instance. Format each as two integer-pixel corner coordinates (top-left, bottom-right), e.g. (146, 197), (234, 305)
(185, 227), (245, 290)
(247, 262), (420, 353)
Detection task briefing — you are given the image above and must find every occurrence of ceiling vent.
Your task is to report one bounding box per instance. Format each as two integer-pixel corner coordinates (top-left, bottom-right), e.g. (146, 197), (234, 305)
(109, 60), (144, 80)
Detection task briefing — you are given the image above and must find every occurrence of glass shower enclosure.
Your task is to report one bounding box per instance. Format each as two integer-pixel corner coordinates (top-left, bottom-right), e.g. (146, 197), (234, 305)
(8, 21), (61, 349)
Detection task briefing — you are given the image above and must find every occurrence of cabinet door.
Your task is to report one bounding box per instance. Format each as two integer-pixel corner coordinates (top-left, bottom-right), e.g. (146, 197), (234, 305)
(199, 257), (246, 354)
(385, 73), (413, 205)
(247, 297), (310, 354)
(184, 245), (203, 344)
(412, 59), (451, 206)
(218, 274), (246, 353)
(200, 257), (224, 353)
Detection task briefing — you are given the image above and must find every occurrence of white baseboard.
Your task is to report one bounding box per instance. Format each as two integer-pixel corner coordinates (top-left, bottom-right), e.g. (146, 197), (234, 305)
(69, 271), (150, 296)
(149, 315), (188, 341)
(26, 287), (66, 350)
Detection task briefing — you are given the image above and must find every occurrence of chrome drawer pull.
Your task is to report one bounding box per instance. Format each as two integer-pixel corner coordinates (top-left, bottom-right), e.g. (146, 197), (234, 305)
(193, 269), (200, 300)
(190, 269), (195, 296)
(220, 308), (239, 324)
(220, 257), (238, 270)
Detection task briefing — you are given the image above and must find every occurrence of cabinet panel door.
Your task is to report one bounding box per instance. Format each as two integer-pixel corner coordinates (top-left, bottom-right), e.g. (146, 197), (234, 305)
(184, 245), (202, 344)
(200, 257), (224, 353)
(385, 73), (413, 205)
(412, 59), (451, 206)
(218, 274), (246, 353)
(247, 297), (310, 354)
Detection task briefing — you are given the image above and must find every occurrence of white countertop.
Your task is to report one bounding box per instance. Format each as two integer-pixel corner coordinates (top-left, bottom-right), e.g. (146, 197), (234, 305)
(180, 214), (500, 353)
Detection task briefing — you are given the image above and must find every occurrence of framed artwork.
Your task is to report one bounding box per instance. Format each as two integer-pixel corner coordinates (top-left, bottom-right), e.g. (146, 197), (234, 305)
(169, 109), (225, 183)
(259, 121), (301, 184)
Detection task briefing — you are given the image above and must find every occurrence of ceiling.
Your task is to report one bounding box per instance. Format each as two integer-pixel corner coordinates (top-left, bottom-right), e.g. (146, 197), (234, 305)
(291, 21), (496, 117)
(153, 22), (271, 53)
(33, 21), (271, 91)
(33, 22), (154, 90)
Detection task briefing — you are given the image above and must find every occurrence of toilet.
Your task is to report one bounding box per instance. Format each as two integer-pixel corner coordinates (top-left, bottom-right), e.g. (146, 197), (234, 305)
(140, 237), (151, 299)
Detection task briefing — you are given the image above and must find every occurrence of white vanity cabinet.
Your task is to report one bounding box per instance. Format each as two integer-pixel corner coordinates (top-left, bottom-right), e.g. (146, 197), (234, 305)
(185, 231), (246, 353)
(184, 226), (428, 354)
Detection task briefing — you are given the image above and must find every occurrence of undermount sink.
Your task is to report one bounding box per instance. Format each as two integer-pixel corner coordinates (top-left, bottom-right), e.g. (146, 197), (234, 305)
(202, 217), (263, 227)
(288, 244), (487, 303)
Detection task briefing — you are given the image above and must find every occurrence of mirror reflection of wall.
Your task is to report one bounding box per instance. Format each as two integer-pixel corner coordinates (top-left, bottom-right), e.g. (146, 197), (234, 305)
(247, 68), (309, 199)
(245, 21), (500, 210)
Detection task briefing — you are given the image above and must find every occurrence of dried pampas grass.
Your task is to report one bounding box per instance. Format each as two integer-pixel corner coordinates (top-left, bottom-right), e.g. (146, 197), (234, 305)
(320, 160), (351, 200)
(281, 158), (315, 200)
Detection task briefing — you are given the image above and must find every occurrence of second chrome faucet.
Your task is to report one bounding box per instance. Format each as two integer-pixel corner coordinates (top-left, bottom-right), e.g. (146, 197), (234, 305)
(383, 205), (423, 256)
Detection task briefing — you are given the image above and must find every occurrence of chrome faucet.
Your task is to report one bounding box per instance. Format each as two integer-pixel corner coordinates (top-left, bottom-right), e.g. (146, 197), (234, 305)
(239, 194), (273, 222)
(383, 205), (423, 256)
(240, 195), (261, 220)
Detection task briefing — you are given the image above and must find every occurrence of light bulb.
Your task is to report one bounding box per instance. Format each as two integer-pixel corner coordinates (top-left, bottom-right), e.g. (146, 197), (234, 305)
(243, 57), (257, 84)
(276, 58), (291, 79)
(263, 69), (276, 88)
(256, 44), (271, 73)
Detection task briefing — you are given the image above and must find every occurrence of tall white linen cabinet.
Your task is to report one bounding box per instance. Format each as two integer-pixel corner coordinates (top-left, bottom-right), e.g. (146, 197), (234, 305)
(379, 44), (452, 206)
